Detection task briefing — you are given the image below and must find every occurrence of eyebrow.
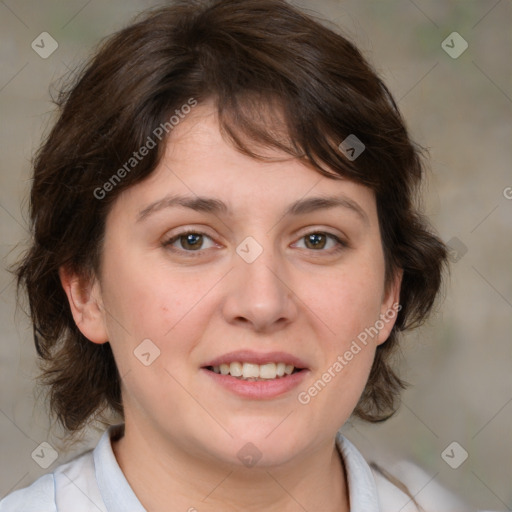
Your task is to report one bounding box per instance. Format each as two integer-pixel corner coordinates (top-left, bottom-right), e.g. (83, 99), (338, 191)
(136, 194), (369, 225)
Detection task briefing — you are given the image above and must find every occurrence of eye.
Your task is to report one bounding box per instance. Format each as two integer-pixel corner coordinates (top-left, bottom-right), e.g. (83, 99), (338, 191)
(292, 231), (347, 253)
(162, 229), (348, 257)
(162, 230), (216, 253)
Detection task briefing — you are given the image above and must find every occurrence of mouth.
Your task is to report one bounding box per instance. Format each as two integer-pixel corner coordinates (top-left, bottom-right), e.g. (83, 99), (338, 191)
(203, 362), (305, 381)
(200, 351), (309, 397)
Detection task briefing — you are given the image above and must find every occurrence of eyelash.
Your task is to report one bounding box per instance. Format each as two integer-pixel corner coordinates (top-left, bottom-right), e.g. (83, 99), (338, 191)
(161, 230), (348, 257)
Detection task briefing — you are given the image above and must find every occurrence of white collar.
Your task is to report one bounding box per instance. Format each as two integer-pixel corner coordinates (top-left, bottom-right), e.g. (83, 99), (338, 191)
(54, 424), (382, 511)
(335, 430), (381, 511)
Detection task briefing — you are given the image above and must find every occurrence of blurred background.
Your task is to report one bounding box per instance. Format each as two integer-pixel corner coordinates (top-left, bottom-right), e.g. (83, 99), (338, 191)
(0, 0), (510, 509)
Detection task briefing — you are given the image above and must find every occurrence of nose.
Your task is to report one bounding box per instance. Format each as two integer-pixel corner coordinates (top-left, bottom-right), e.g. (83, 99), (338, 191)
(221, 240), (299, 333)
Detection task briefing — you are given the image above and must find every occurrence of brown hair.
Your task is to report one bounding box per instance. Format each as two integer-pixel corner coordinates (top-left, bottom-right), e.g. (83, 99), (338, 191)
(14, 0), (448, 433)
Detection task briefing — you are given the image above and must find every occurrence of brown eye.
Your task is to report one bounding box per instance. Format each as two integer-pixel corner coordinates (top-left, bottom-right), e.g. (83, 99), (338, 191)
(179, 233), (204, 250)
(163, 231), (216, 253)
(304, 233), (328, 250)
(294, 232), (346, 252)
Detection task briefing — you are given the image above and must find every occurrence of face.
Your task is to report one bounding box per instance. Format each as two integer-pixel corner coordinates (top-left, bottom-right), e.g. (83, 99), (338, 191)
(65, 103), (401, 468)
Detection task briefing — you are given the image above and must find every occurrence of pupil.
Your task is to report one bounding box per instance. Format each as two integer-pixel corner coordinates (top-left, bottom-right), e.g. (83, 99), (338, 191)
(307, 233), (325, 249)
(184, 233), (201, 249)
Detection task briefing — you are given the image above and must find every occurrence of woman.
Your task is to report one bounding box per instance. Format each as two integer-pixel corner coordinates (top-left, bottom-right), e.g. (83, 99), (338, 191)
(1, 1), (473, 510)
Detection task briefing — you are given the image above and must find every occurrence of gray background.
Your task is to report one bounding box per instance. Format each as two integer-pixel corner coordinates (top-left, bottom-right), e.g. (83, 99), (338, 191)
(1, 0), (511, 509)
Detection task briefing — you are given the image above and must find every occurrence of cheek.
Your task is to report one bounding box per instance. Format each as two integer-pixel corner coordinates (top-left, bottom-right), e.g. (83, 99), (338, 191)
(313, 265), (384, 345)
(99, 262), (210, 406)
(100, 256), (218, 361)
(309, 259), (385, 416)
(304, 275), (380, 419)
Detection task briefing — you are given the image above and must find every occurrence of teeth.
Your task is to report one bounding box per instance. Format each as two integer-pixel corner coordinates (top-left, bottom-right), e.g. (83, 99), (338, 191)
(229, 362), (243, 377)
(242, 363), (260, 379)
(210, 362), (299, 380)
(259, 363), (277, 379)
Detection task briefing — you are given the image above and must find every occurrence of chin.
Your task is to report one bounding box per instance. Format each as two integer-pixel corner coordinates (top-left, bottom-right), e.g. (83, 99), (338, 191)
(218, 425), (311, 468)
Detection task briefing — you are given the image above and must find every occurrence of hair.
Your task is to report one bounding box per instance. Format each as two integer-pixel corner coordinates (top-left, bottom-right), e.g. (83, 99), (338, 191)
(14, 0), (448, 434)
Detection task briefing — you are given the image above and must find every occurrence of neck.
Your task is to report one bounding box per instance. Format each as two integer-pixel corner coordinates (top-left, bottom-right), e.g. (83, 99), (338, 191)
(112, 422), (349, 512)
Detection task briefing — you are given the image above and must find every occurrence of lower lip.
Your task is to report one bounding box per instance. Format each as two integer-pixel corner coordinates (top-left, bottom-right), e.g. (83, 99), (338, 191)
(201, 368), (309, 399)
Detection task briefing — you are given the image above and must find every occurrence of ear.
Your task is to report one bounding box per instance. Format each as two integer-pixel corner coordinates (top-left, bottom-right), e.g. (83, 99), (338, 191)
(376, 268), (403, 345)
(58, 265), (109, 344)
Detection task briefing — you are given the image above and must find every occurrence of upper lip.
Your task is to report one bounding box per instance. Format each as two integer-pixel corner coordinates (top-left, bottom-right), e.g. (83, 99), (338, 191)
(202, 350), (309, 369)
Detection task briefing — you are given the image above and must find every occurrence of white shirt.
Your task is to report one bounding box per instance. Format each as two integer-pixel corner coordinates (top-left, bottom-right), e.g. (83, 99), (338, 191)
(0, 425), (476, 511)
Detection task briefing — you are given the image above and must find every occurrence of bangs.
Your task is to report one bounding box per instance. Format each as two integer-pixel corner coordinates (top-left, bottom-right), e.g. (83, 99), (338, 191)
(214, 90), (358, 183)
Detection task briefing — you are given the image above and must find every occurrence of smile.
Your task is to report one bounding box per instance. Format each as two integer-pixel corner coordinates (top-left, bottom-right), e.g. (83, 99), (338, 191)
(205, 362), (301, 380)
(201, 350), (309, 398)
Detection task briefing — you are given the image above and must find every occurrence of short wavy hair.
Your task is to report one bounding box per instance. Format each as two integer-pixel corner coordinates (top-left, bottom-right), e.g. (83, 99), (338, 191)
(14, 0), (448, 433)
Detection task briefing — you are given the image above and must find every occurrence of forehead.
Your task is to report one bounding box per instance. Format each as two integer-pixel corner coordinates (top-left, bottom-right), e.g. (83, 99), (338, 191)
(109, 102), (378, 224)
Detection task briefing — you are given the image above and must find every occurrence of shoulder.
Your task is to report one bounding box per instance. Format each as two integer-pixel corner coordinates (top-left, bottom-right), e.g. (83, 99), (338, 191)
(336, 433), (468, 512)
(370, 460), (466, 512)
(0, 449), (98, 512)
(0, 473), (56, 512)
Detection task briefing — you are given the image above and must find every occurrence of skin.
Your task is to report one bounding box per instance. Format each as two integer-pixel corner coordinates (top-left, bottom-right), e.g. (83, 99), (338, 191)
(60, 102), (401, 512)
